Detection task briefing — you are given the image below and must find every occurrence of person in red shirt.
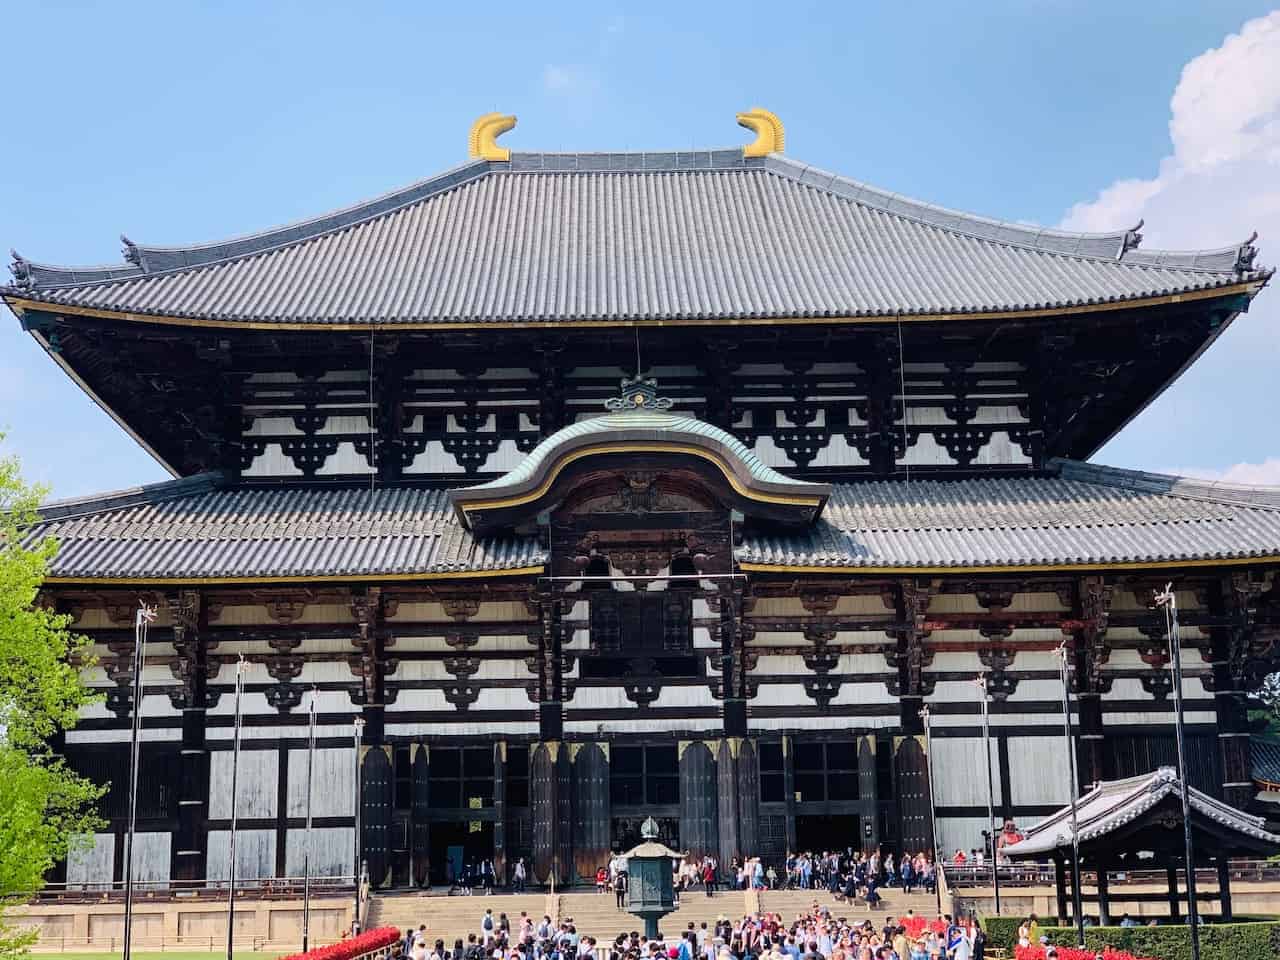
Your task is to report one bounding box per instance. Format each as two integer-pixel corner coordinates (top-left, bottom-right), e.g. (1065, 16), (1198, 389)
(953, 848), (967, 865)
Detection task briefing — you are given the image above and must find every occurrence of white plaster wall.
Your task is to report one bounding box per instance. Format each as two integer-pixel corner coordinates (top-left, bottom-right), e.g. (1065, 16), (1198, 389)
(934, 817), (995, 859)
(207, 830), (277, 883)
(209, 750), (278, 820)
(286, 748), (356, 817)
(930, 737), (1002, 807)
(131, 832), (172, 884)
(1007, 736), (1072, 805)
(66, 833), (114, 888)
(284, 828), (356, 879)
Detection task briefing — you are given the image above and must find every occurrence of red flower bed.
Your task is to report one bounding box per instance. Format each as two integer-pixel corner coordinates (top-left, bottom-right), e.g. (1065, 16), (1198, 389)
(900, 916), (949, 939)
(279, 925), (402, 960)
(1015, 946), (1156, 960)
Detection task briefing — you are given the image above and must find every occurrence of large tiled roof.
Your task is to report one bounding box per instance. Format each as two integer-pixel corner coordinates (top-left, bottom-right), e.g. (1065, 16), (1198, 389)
(1002, 767), (1280, 857)
(29, 476), (545, 581)
(737, 459), (1280, 570)
(28, 460), (1280, 582)
(6, 151), (1267, 326)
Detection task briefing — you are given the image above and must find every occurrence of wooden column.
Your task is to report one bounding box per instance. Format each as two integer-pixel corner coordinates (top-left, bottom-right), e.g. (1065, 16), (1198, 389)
(719, 587), (748, 737)
(169, 590), (212, 884)
(493, 742), (507, 885)
(1096, 864), (1111, 927)
(1054, 857), (1068, 926)
(782, 737), (797, 854)
(1218, 859), (1233, 921)
(411, 744), (430, 887)
(1073, 576), (1112, 787)
(857, 735), (879, 852)
(536, 597), (565, 741)
(717, 739), (743, 866)
(1213, 574), (1264, 809)
(678, 740), (719, 862)
(1166, 864), (1181, 920)
(572, 741), (610, 883)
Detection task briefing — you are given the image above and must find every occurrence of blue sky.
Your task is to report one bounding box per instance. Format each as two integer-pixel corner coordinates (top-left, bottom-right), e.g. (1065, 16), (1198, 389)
(2, 1), (1278, 497)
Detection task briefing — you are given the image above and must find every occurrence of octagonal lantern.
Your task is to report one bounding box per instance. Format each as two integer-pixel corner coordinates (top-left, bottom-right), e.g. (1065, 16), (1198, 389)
(622, 816), (681, 938)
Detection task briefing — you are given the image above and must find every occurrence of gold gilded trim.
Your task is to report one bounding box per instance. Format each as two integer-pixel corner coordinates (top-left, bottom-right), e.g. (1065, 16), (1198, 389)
(5, 281), (1264, 333)
(739, 554), (1280, 576)
(41, 564), (545, 587)
(456, 442), (824, 515)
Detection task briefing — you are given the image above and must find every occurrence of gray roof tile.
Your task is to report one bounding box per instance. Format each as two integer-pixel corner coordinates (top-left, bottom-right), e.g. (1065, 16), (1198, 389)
(6, 152), (1267, 326)
(28, 460), (1280, 582)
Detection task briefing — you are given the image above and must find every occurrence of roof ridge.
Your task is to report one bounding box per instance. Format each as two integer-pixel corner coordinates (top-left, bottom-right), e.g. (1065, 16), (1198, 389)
(1051, 458), (1280, 511)
(762, 156), (1261, 275)
(36, 471), (227, 521)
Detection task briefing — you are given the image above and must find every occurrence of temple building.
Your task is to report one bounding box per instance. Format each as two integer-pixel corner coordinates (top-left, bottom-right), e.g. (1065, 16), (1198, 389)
(5, 109), (1280, 890)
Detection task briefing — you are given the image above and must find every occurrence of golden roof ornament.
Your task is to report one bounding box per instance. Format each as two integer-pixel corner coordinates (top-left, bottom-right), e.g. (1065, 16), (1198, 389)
(737, 107), (784, 157)
(469, 112), (517, 161)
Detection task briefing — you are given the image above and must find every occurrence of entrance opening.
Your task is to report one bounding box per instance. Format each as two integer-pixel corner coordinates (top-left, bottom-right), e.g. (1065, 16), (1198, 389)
(428, 821), (495, 886)
(795, 814), (860, 854)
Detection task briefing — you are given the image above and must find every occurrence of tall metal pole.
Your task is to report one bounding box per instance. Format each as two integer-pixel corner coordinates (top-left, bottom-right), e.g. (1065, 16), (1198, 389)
(353, 716), (365, 934)
(302, 688), (317, 953)
(1057, 643), (1085, 946)
(974, 675), (1001, 915)
(122, 603), (155, 960)
(225, 657), (246, 960)
(1155, 584), (1201, 960)
(919, 704), (942, 917)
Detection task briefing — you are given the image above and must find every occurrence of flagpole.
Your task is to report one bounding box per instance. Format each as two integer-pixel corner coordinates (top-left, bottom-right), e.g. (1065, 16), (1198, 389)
(975, 674), (1001, 915)
(226, 656), (246, 960)
(1057, 643), (1085, 946)
(352, 716), (365, 935)
(1155, 583), (1201, 960)
(919, 703), (942, 917)
(122, 602), (156, 960)
(302, 688), (317, 953)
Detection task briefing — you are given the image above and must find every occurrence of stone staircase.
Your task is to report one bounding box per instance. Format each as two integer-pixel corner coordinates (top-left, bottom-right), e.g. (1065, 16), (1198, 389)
(368, 888), (752, 946)
(757, 886), (938, 921)
(367, 893), (552, 946)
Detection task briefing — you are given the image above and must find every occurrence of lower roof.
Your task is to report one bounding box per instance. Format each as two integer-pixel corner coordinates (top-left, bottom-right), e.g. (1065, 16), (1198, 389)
(28, 460), (1280, 584)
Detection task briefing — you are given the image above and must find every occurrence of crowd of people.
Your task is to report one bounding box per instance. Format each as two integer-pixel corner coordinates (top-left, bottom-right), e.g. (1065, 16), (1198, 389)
(390, 901), (985, 960)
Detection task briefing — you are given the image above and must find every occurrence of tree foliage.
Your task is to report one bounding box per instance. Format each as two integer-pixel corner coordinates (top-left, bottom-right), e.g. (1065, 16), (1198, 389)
(0, 439), (104, 956)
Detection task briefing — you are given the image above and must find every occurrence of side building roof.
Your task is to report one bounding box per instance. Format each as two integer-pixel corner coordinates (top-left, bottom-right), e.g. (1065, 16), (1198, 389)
(5, 150), (1268, 328)
(28, 460), (1280, 584)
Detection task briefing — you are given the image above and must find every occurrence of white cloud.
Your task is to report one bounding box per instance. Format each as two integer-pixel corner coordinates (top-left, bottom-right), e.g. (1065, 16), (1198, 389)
(1061, 11), (1280, 249)
(1077, 13), (1280, 475)
(1167, 459), (1280, 487)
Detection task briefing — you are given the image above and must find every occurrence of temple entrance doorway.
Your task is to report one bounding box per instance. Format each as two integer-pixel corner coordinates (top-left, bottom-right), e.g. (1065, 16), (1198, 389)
(428, 821), (495, 886)
(795, 814), (860, 854)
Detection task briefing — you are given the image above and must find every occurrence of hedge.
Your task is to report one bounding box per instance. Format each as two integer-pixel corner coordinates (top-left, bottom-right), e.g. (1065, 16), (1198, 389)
(1038, 921), (1280, 960)
(278, 926), (403, 960)
(979, 916), (1025, 952)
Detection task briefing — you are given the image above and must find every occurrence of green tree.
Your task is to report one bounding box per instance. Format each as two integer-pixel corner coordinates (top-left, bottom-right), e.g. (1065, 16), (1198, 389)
(0, 438), (104, 956)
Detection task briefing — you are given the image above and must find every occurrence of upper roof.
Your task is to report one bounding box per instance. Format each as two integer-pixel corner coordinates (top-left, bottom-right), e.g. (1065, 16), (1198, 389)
(28, 459), (1280, 583)
(1002, 767), (1280, 858)
(6, 145), (1268, 328)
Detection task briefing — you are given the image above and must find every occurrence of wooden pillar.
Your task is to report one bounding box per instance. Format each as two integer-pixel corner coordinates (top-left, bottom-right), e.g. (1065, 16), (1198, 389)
(571, 741), (610, 883)
(1054, 857), (1069, 926)
(678, 740), (719, 861)
(1212, 575), (1261, 810)
(720, 587), (748, 738)
(717, 739), (742, 866)
(1218, 859), (1233, 921)
(858, 735), (879, 853)
(782, 736), (797, 854)
(1166, 864), (1181, 920)
(1096, 864), (1111, 927)
(361, 746), (393, 888)
(530, 742), (557, 884)
(170, 591), (211, 884)
(493, 742), (506, 885)
(537, 598), (565, 741)
(736, 738), (760, 856)
(411, 744), (429, 887)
